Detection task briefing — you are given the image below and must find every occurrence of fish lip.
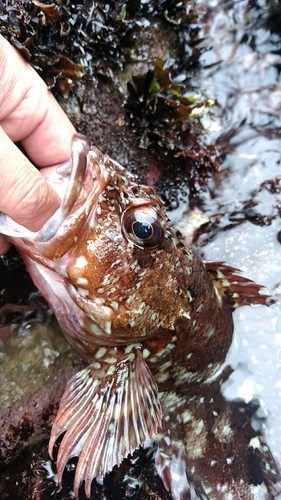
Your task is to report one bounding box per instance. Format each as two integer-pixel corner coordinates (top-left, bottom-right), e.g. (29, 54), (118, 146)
(37, 136), (104, 244)
(38, 135), (92, 243)
(32, 155), (107, 259)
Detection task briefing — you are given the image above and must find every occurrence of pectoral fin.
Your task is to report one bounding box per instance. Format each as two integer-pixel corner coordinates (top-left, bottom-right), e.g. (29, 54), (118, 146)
(49, 349), (162, 498)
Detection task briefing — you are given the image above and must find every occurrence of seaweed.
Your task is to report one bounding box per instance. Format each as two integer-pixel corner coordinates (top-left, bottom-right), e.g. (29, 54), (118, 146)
(0, 0), (84, 95)
(1, 0), (188, 95)
(0, 1), (202, 91)
(0, 1), (220, 196)
(126, 57), (221, 194)
(0, 1), (146, 94)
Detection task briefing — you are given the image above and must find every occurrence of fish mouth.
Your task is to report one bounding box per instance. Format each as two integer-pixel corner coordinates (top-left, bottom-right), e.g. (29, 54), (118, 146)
(34, 135), (109, 259)
(38, 134), (92, 243)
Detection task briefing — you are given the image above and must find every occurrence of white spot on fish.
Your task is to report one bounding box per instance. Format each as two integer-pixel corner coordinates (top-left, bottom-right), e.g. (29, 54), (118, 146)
(101, 274), (111, 286)
(76, 277), (89, 286)
(94, 297), (105, 305)
(106, 365), (116, 376)
(104, 357), (117, 364)
(207, 328), (215, 339)
(195, 419), (204, 435)
(159, 360), (172, 372)
(196, 303), (203, 313)
(110, 259), (121, 268)
(249, 437), (261, 449)
(181, 410), (192, 424)
(104, 321), (112, 335)
(216, 484), (229, 494)
(75, 256), (88, 268)
(90, 323), (100, 334)
(95, 347), (107, 359)
(124, 344), (140, 354)
(157, 372), (169, 383)
(142, 349), (150, 359)
(166, 343), (176, 351)
(164, 436), (171, 446)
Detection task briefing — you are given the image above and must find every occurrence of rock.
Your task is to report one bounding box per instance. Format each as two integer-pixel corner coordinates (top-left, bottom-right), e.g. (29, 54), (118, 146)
(0, 318), (84, 465)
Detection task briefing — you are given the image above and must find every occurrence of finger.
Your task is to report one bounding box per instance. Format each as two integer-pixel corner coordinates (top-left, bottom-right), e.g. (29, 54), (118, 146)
(0, 127), (61, 231)
(0, 35), (76, 167)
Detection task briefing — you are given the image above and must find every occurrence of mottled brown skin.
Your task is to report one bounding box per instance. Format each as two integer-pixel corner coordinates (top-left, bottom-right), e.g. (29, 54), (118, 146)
(0, 134), (278, 499)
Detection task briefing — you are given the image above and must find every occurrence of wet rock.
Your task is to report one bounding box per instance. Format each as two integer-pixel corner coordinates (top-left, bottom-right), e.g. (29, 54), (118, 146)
(0, 318), (84, 465)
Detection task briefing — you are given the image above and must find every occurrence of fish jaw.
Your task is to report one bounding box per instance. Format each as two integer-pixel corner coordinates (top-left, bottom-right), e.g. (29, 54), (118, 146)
(20, 257), (108, 357)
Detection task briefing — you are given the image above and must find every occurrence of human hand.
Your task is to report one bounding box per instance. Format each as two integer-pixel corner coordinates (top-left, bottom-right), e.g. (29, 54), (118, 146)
(0, 35), (76, 254)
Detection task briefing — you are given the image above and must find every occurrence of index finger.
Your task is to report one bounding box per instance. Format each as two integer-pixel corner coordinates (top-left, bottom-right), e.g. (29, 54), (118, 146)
(0, 35), (76, 167)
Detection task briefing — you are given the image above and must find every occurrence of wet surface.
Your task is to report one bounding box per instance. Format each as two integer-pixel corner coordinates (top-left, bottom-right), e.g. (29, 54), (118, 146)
(0, 0), (281, 499)
(188, 0), (281, 468)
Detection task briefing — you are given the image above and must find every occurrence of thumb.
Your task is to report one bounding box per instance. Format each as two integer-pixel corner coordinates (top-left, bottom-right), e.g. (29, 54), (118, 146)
(0, 126), (61, 233)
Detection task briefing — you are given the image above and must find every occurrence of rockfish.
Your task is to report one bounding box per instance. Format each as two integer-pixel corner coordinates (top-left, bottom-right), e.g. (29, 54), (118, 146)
(0, 134), (278, 499)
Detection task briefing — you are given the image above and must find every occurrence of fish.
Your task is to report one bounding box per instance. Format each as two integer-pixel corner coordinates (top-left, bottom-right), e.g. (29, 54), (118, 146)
(0, 133), (279, 499)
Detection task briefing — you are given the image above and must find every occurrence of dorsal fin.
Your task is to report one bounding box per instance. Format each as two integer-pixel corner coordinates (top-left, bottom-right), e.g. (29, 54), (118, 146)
(49, 349), (162, 498)
(205, 261), (273, 309)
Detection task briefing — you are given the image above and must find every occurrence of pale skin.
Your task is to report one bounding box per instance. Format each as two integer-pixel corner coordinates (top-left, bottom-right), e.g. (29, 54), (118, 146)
(0, 35), (76, 254)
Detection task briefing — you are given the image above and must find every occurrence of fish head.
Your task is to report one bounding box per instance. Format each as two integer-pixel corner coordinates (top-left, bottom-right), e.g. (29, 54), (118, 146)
(0, 134), (192, 348)
(56, 135), (193, 343)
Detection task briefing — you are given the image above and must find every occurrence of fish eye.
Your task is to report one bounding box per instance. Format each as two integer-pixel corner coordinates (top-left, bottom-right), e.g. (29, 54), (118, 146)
(121, 207), (163, 249)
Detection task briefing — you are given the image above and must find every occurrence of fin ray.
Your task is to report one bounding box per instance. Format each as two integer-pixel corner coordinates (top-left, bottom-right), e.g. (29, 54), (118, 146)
(48, 370), (100, 458)
(205, 261), (273, 308)
(49, 349), (162, 498)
